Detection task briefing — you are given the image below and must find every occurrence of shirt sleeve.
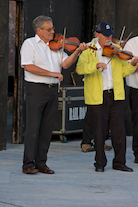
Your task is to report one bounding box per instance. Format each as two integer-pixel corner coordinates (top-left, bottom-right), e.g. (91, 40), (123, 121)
(123, 41), (134, 63)
(20, 39), (35, 68)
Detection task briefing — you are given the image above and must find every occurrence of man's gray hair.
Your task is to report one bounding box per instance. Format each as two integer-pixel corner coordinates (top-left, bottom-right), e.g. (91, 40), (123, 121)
(32, 15), (52, 33)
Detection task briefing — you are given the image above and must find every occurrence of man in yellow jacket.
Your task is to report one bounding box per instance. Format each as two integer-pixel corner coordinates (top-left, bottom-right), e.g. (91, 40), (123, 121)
(76, 22), (138, 172)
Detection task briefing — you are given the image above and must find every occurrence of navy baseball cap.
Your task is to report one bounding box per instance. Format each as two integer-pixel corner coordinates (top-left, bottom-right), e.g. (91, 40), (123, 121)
(95, 22), (115, 37)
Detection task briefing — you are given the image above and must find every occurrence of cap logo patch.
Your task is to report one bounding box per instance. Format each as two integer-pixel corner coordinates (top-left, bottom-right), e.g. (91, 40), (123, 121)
(106, 25), (110, 30)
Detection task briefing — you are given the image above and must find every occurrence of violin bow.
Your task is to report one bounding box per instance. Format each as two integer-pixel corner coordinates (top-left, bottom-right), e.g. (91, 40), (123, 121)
(62, 27), (66, 60)
(58, 27), (66, 93)
(106, 26), (126, 65)
(119, 25), (126, 46)
(122, 31), (132, 44)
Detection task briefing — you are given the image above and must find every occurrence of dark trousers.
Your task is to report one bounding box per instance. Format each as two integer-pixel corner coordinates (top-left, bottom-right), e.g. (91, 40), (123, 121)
(23, 82), (58, 169)
(82, 108), (109, 146)
(82, 107), (94, 145)
(84, 91), (126, 168)
(129, 87), (138, 158)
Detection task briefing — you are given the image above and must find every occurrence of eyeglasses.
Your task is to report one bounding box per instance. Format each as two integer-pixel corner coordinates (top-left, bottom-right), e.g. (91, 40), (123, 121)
(42, 27), (55, 32)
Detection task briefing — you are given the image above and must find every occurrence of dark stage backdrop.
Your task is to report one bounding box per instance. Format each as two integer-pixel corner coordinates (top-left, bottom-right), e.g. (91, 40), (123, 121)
(115, 0), (138, 40)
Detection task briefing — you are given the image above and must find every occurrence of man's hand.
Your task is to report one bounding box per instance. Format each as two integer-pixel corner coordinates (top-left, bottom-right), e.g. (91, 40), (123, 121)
(96, 62), (107, 70)
(131, 57), (138, 66)
(135, 64), (138, 72)
(54, 72), (63, 82)
(75, 42), (89, 54)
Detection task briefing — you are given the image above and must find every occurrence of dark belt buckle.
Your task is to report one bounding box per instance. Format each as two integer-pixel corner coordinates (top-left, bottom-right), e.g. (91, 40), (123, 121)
(48, 84), (52, 88)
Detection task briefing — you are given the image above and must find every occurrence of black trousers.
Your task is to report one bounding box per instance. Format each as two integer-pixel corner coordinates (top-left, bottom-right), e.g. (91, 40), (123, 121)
(129, 87), (138, 158)
(82, 107), (94, 146)
(23, 82), (58, 169)
(84, 91), (126, 168)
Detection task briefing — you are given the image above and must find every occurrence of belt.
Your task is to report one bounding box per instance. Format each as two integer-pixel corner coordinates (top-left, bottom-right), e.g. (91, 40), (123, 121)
(45, 83), (58, 88)
(103, 89), (113, 93)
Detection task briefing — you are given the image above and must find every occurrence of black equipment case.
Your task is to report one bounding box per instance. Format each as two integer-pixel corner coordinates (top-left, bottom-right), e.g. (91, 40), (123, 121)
(52, 86), (87, 142)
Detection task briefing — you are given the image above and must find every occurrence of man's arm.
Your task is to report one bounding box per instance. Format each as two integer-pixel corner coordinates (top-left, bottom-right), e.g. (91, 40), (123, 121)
(24, 64), (63, 82)
(62, 43), (89, 69)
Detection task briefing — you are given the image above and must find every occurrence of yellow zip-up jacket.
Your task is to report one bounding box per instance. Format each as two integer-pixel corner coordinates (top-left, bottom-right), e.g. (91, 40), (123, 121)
(76, 43), (136, 105)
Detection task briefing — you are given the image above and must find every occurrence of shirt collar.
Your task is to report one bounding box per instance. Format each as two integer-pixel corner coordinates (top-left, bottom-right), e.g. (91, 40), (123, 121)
(96, 41), (102, 50)
(35, 34), (49, 45)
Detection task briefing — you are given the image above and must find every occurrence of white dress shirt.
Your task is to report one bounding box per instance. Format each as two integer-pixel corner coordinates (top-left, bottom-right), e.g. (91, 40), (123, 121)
(124, 36), (138, 89)
(96, 41), (113, 90)
(21, 34), (68, 84)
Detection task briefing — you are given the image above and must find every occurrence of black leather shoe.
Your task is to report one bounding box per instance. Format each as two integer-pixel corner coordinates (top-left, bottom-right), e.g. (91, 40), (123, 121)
(134, 157), (138, 163)
(113, 165), (133, 172)
(95, 166), (104, 172)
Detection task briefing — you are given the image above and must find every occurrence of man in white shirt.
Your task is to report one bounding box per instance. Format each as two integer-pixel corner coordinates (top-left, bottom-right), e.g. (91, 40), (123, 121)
(21, 15), (88, 174)
(124, 37), (138, 164)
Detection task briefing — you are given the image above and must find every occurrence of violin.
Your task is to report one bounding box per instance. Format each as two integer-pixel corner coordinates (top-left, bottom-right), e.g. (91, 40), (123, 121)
(49, 33), (97, 52)
(102, 44), (133, 61)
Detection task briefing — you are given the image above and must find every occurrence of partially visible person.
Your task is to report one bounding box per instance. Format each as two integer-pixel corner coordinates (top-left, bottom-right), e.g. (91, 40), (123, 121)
(76, 21), (138, 172)
(81, 106), (112, 152)
(20, 15), (88, 174)
(124, 36), (138, 163)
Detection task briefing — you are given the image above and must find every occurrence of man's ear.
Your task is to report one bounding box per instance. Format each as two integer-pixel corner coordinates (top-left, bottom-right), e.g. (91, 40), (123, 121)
(37, 27), (41, 35)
